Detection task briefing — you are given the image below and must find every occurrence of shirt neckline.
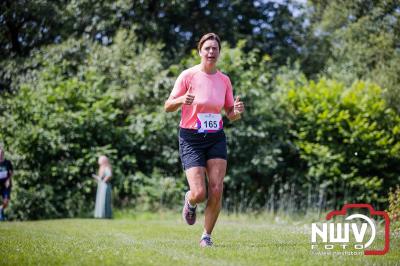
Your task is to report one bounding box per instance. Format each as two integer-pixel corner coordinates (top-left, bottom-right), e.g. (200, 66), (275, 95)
(195, 65), (219, 76)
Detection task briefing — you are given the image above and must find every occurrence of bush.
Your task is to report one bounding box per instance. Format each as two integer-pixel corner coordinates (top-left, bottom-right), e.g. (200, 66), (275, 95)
(0, 30), (180, 220)
(387, 186), (400, 232)
(279, 78), (400, 209)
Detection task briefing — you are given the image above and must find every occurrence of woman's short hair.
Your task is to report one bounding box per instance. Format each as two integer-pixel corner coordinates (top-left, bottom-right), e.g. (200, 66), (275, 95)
(197, 33), (221, 52)
(98, 155), (109, 165)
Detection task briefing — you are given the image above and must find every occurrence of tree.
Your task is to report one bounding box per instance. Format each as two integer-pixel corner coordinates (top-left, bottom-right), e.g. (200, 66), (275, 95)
(308, 0), (400, 112)
(1, 0), (309, 92)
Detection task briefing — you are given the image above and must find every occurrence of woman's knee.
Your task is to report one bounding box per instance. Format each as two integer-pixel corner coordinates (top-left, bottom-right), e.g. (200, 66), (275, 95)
(209, 184), (223, 200)
(191, 188), (207, 202)
(2, 199), (9, 208)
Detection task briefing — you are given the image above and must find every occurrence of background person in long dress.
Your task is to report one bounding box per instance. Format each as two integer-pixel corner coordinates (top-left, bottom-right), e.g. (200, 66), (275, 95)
(93, 155), (112, 219)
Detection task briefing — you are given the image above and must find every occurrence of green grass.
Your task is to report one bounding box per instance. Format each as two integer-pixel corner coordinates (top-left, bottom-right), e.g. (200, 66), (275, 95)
(0, 212), (399, 266)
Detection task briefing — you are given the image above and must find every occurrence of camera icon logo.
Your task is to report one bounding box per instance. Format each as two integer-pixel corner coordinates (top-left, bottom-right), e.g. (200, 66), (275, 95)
(311, 204), (390, 255)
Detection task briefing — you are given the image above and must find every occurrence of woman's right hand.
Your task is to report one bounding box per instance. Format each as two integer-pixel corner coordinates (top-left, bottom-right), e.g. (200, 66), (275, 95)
(180, 85), (195, 105)
(164, 86), (195, 112)
(181, 91), (195, 105)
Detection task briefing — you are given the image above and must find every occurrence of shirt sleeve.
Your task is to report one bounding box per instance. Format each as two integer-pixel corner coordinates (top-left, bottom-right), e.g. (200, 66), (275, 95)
(170, 70), (190, 98)
(104, 167), (112, 177)
(224, 75), (235, 109)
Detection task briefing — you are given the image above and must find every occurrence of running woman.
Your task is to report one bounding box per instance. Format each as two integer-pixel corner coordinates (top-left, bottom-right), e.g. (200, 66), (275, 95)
(164, 33), (245, 247)
(0, 147), (13, 221)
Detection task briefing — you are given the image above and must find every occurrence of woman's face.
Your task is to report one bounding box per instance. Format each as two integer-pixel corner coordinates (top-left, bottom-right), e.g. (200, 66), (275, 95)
(98, 156), (107, 166)
(199, 39), (220, 64)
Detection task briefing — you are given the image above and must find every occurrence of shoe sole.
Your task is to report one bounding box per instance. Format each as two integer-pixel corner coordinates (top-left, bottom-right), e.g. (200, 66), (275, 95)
(182, 191), (196, 225)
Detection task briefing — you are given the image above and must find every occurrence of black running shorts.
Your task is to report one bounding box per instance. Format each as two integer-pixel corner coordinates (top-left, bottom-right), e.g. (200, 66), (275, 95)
(179, 128), (227, 170)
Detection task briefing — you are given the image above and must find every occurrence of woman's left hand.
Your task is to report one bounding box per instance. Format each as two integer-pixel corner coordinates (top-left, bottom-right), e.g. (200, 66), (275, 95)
(234, 96), (245, 115)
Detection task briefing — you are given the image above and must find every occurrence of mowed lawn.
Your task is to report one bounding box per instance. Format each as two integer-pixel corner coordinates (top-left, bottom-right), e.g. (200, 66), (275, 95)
(0, 212), (399, 266)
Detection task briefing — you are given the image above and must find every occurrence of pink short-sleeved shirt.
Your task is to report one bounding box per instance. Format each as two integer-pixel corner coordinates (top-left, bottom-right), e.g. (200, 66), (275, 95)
(170, 65), (235, 130)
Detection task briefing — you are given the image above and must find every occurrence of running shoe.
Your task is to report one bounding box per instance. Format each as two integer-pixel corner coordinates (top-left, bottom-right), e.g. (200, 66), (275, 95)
(199, 236), (213, 247)
(182, 191), (197, 225)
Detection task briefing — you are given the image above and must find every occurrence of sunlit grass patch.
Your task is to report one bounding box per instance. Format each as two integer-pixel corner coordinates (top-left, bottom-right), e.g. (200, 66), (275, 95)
(0, 212), (398, 266)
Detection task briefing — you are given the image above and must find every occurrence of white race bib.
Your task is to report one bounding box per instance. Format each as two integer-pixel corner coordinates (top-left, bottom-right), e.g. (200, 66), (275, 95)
(0, 171), (7, 179)
(196, 113), (223, 133)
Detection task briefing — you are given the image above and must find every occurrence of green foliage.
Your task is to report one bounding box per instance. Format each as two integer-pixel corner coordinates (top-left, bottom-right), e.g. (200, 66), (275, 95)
(1, 0), (308, 93)
(0, 0), (307, 60)
(280, 78), (400, 208)
(308, 0), (400, 112)
(114, 168), (185, 211)
(0, 29), (185, 220)
(2, 69), (122, 219)
(387, 185), (400, 232)
(0, 0), (66, 57)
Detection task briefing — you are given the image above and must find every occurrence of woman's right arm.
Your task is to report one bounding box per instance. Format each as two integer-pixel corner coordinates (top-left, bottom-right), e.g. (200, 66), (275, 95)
(164, 70), (195, 112)
(164, 95), (184, 112)
(94, 167), (103, 181)
(164, 91), (195, 112)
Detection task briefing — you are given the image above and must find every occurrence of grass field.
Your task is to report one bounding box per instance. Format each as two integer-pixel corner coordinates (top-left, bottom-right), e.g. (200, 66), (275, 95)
(0, 212), (399, 266)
